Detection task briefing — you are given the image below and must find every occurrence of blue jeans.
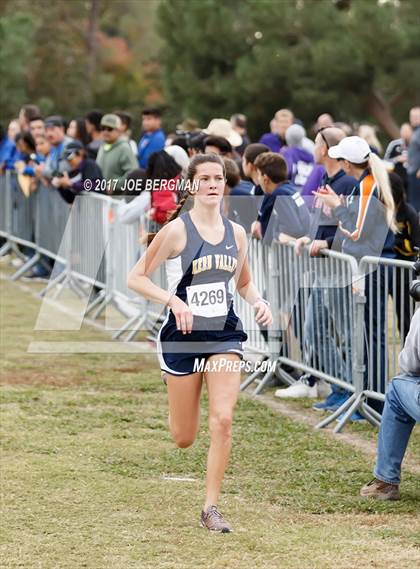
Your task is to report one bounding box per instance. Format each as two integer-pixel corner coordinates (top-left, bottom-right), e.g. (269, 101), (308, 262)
(304, 286), (353, 384)
(374, 375), (420, 484)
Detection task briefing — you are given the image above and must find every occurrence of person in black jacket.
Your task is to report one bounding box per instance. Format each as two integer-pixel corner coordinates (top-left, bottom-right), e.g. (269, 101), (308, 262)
(52, 140), (103, 204)
(389, 171), (420, 340)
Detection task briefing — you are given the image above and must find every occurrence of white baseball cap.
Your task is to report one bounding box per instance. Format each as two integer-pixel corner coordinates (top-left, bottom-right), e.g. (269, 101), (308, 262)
(328, 136), (371, 164)
(202, 118), (242, 147)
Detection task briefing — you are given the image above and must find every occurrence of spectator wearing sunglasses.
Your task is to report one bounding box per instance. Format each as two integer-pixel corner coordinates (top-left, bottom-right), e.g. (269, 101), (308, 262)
(52, 140), (103, 204)
(96, 114), (138, 192)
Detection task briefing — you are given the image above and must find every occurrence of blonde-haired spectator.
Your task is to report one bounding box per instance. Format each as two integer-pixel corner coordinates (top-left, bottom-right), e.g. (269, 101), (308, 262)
(358, 124), (382, 155)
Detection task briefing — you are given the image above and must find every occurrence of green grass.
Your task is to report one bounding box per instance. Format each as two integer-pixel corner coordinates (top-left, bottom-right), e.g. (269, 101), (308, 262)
(1, 274), (419, 569)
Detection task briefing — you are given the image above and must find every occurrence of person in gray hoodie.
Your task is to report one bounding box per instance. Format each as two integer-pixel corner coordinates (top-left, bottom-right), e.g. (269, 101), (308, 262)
(96, 114), (138, 192)
(360, 308), (420, 501)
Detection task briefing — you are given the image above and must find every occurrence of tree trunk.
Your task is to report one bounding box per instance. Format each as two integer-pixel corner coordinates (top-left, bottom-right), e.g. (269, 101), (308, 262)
(87, 0), (99, 102)
(367, 89), (400, 139)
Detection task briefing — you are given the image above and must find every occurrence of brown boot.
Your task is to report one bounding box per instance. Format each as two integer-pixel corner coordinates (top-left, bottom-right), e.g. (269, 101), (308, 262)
(360, 478), (400, 501)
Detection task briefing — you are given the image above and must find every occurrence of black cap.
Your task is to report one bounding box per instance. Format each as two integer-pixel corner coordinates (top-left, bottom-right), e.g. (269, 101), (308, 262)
(62, 140), (84, 159)
(45, 115), (65, 128)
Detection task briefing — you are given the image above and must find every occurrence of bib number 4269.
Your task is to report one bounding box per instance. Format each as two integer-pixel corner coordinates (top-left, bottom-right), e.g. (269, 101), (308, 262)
(186, 281), (228, 318)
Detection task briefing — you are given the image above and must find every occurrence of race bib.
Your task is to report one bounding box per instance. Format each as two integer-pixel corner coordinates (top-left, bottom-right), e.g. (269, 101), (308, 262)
(186, 281), (228, 318)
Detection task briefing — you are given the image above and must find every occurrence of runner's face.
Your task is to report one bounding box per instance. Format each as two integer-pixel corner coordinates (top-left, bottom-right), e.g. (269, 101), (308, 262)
(193, 162), (225, 204)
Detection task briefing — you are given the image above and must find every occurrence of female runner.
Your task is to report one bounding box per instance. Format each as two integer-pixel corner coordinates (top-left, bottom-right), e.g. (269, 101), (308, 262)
(128, 154), (272, 533)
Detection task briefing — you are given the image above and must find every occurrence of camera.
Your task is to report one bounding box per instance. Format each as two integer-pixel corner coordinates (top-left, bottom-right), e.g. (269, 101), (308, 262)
(409, 248), (420, 301)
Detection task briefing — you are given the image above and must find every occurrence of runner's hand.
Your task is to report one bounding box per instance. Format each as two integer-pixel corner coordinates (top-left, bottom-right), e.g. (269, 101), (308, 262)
(253, 300), (272, 327)
(168, 295), (193, 334)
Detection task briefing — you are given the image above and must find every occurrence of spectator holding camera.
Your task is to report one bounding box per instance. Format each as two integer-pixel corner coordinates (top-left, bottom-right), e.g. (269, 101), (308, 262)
(52, 140), (102, 204)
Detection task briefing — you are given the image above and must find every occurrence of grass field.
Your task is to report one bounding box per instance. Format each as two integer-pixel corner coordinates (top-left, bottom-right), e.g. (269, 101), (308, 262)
(1, 273), (419, 569)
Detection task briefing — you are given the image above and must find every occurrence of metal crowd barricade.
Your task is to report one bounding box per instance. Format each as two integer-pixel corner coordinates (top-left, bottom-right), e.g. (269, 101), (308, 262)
(357, 256), (418, 410)
(241, 239), (368, 432)
(3, 169), (417, 433)
(113, 211), (168, 342)
(11, 180), (71, 281)
(91, 196), (145, 328)
(0, 171), (36, 261)
(235, 237), (271, 355)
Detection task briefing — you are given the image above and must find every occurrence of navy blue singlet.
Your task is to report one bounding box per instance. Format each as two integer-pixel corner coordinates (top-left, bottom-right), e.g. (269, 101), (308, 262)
(156, 211), (248, 376)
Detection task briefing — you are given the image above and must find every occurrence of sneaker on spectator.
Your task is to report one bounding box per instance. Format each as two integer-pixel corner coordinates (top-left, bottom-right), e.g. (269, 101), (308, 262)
(274, 376), (318, 398)
(360, 478), (400, 501)
(313, 390), (348, 411)
(11, 257), (26, 268)
(22, 265), (51, 282)
(200, 505), (232, 533)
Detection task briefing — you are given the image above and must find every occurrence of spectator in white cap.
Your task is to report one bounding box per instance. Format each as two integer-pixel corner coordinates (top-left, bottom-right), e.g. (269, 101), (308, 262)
(202, 118), (242, 148)
(314, 135), (397, 414)
(280, 124), (314, 188)
(165, 144), (190, 175)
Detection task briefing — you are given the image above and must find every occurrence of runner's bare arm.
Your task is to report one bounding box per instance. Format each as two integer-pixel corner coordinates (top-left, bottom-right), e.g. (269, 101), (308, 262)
(232, 223), (272, 326)
(127, 218), (185, 306)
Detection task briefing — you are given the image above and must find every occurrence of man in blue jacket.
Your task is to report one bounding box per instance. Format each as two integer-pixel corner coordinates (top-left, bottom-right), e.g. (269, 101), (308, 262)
(138, 108), (165, 168)
(252, 152), (310, 245)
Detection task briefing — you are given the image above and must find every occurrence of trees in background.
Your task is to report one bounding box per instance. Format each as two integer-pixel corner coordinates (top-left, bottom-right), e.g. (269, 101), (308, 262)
(158, 0), (420, 137)
(1, 0), (419, 138)
(0, 0), (162, 127)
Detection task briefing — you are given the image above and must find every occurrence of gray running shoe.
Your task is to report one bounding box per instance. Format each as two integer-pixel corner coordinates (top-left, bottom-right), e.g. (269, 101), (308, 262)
(360, 478), (400, 501)
(200, 505), (232, 533)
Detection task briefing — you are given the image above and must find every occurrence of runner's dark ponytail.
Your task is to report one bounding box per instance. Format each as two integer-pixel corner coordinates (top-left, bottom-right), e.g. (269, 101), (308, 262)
(146, 153), (226, 245)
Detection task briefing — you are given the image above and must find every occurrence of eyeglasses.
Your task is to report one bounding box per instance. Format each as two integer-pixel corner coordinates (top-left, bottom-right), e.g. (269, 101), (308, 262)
(317, 127), (332, 149)
(101, 126), (115, 132)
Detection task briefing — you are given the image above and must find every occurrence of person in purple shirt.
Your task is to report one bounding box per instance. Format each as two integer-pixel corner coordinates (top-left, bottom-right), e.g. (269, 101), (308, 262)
(301, 164), (326, 197)
(280, 124), (314, 188)
(259, 109), (294, 153)
(138, 108), (165, 168)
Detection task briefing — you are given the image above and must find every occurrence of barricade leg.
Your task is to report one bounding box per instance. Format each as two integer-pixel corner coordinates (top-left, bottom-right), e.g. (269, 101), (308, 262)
(38, 270), (67, 298)
(252, 368), (276, 395)
(112, 312), (141, 340)
(125, 313), (149, 341)
(240, 357), (269, 391)
(333, 392), (363, 433)
(10, 252), (41, 280)
(360, 401), (381, 428)
(315, 392), (356, 429)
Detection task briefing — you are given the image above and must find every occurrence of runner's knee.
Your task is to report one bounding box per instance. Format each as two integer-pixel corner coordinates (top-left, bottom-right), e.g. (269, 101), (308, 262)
(171, 425), (197, 448)
(209, 413), (233, 440)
